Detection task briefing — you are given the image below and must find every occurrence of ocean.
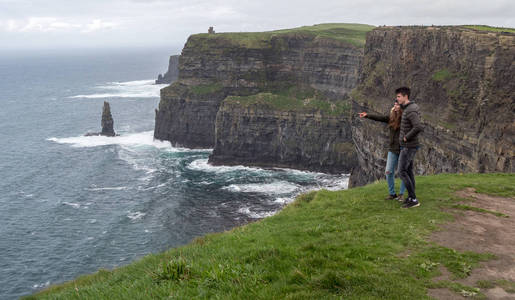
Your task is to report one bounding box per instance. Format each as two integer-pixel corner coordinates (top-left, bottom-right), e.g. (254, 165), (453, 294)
(0, 48), (349, 299)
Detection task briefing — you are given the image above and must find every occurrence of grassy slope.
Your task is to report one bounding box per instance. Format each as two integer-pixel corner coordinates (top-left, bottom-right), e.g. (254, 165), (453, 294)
(189, 23), (375, 48)
(224, 88), (350, 116)
(28, 173), (514, 299)
(461, 25), (515, 33)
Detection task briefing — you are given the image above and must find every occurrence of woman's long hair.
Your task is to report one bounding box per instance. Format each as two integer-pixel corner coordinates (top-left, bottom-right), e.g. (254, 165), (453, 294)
(388, 106), (402, 130)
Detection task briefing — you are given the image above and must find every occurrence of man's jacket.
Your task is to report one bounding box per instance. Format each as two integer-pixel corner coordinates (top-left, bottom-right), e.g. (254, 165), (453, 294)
(399, 102), (423, 148)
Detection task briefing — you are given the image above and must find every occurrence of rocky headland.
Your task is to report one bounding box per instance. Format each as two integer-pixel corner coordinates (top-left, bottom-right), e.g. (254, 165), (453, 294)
(155, 55), (180, 84)
(154, 24), (514, 182)
(154, 24), (373, 173)
(349, 25), (515, 186)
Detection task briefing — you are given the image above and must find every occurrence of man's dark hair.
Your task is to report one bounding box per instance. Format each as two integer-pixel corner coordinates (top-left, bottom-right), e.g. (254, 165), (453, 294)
(395, 87), (410, 99)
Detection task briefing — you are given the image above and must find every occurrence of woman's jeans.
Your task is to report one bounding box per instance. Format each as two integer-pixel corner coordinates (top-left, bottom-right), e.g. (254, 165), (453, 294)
(386, 151), (406, 196)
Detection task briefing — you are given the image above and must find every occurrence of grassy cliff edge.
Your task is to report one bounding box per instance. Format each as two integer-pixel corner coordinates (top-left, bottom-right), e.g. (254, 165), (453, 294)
(28, 173), (514, 299)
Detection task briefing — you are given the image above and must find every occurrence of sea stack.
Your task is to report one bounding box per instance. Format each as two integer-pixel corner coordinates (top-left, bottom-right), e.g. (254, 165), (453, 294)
(101, 101), (116, 136)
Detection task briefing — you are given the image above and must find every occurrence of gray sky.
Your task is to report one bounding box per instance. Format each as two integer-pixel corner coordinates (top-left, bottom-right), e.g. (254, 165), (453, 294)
(1, 0), (514, 52)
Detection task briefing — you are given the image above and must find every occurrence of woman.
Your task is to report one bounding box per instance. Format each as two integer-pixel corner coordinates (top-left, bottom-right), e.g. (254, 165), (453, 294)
(358, 101), (406, 201)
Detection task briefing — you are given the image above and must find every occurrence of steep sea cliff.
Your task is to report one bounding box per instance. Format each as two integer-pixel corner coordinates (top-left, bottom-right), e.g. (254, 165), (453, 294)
(349, 26), (515, 186)
(154, 24), (514, 183)
(154, 24), (372, 173)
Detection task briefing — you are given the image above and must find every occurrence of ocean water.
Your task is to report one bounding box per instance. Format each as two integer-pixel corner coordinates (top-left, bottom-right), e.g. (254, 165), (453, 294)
(0, 48), (349, 299)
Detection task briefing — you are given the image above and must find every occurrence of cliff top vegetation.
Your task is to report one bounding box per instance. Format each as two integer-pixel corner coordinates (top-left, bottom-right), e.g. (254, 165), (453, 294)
(189, 23), (375, 48)
(223, 88), (350, 116)
(461, 25), (515, 33)
(28, 173), (515, 299)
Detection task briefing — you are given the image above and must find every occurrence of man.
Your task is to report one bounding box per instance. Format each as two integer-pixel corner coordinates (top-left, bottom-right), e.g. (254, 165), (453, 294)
(358, 101), (406, 201)
(395, 87), (423, 208)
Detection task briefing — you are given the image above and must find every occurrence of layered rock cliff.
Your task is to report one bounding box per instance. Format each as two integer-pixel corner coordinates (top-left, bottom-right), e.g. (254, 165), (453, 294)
(349, 26), (515, 186)
(155, 24), (372, 172)
(155, 55), (180, 84)
(209, 91), (357, 173)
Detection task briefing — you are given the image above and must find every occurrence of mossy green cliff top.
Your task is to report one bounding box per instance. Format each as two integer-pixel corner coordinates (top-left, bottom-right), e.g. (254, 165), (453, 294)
(187, 23), (375, 48)
(223, 88), (350, 116)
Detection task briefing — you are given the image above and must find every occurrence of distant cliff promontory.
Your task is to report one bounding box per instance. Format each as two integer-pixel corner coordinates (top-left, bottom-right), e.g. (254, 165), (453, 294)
(155, 55), (180, 84)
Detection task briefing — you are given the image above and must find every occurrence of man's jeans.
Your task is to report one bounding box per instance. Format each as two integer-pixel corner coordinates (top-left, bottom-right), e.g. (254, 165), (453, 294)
(386, 151), (406, 196)
(397, 146), (419, 199)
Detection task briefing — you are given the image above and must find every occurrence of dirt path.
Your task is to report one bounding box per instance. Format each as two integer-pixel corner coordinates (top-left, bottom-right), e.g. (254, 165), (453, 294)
(428, 188), (515, 300)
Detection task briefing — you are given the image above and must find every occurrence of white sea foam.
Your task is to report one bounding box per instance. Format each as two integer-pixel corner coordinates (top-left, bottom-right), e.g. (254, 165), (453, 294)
(70, 79), (167, 99)
(87, 186), (127, 191)
(127, 211), (146, 221)
(48, 131), (213, 154)
(315, 176), (349, 191)
(198, 181), (213, 185)
(238, 206), (277, 219)
(187, 159), (266, 173)
(221, 181), (299, 195)
(33, 281), (50, 289)
(274, 197), (294, 204)
(272, 167), (325, 176)
(62, 202), (80, 209)
(48, 131), (170, 149)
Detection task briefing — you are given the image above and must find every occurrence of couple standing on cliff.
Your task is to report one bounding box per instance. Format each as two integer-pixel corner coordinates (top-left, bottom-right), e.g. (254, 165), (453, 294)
(359, 87), (424, 208)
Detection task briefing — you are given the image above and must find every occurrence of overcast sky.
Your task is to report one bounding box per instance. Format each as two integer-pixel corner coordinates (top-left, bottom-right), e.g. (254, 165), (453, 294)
(1, 0), (514, 52)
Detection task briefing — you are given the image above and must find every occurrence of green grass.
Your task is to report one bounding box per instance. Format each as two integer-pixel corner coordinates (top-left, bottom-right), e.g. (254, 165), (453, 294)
(224, 87), (350, 116)
(462, 25), (515, 33)
(452, 204), (509, 218)
(477, 279), (515, 293)
(27, 173), (514, 299)
(191, 23), (375, 48)
(190, 83), (224, 95)
(432, 69), (454, 82)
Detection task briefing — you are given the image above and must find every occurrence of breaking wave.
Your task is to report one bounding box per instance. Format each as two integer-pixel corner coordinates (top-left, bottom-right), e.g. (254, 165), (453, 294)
(47, 131), (211, 153)
(69, 80), (167, 99)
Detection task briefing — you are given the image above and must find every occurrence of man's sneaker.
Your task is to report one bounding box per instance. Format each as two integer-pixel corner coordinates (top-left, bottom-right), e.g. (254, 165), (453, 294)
(396, 194), (404, 202)
(385, 194), (397, 200)
(402, 198), (420, 209)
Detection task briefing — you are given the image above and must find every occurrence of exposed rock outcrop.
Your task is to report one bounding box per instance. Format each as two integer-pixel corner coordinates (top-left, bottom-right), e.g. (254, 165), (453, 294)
(154, 24), (514, 179)
(85, 101), (116, 137)
(209, 96), (357, 173)
(349, 26), (515, 186)
(101, 101), (116, 137)
(155, 55), (180, 84)
(154, 24), (371, 172)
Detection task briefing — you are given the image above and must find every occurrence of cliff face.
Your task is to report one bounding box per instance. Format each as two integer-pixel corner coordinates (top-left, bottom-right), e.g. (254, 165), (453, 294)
(350, 26), (515, 186)
(154, 24), (371, 165)
(155, 55), (180, 84)
(209, 92), (357, 173)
